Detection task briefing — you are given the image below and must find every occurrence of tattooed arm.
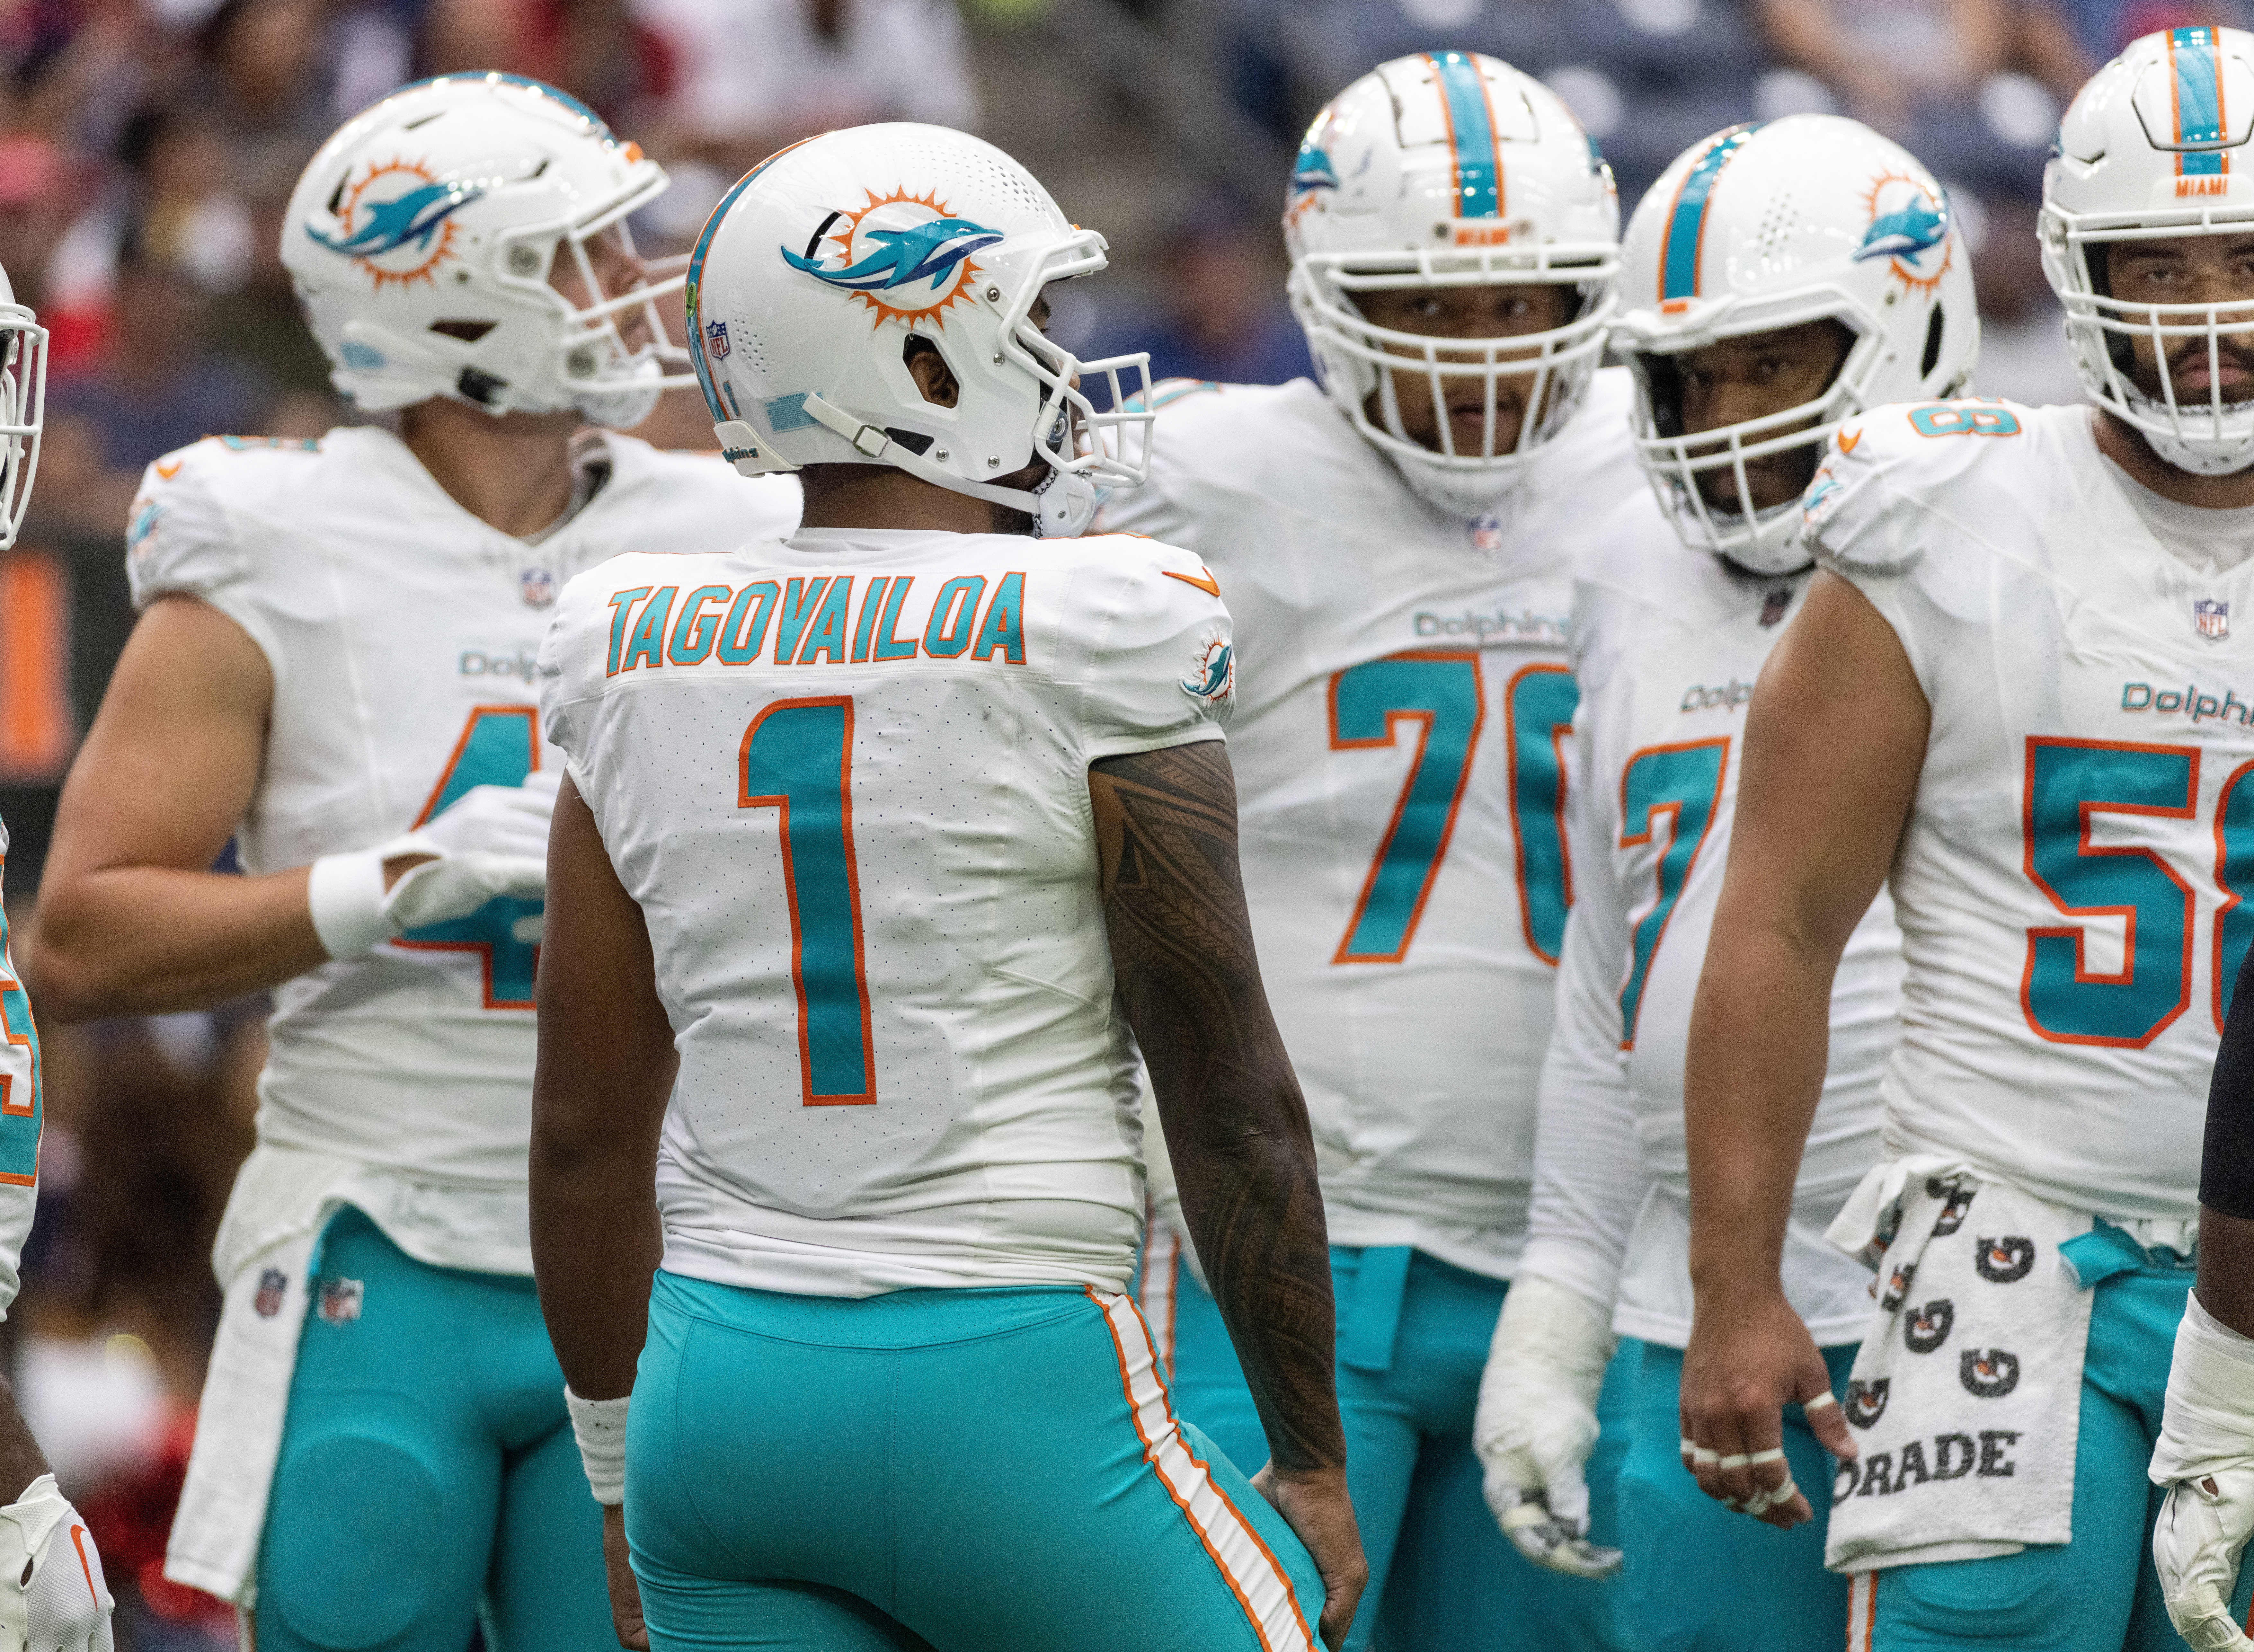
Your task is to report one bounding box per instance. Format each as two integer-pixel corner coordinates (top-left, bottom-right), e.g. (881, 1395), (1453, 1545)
(1088, 739), (1366, 1648)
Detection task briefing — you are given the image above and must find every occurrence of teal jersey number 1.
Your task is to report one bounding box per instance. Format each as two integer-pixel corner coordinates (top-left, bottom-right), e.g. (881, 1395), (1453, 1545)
(395, 706), (544, 1009)
(0, 853), (38, 1186)
(739, 697), (876, 1105)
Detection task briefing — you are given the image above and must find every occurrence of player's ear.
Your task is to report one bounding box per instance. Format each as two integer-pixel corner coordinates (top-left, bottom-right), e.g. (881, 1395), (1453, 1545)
(903, 336), (960, 409)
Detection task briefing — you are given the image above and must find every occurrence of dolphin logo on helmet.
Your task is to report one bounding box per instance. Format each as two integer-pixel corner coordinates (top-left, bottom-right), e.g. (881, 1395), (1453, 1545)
(784, 216), (1003, 295)
(308, 178), (484, 260)
(1855, 194), (1948, 264)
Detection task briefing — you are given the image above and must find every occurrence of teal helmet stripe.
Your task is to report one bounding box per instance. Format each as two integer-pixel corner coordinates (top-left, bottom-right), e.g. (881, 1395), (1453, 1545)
(1429, 51), (1503, 218)
(2173, 26), (2228, 176)
(684, 140), (816, 422)
(1658, 123), (1765, 301)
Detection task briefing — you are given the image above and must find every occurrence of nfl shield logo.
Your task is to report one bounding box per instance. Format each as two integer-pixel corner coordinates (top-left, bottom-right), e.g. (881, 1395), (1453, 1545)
(705, 319), (730, 360)
(521, 566), (555, 609)
(317, 1277), (363, 1326)
(1467, 512), (1503, 554)
(2197, 598), (2231, 640)
(253, 1267), (287, 1319)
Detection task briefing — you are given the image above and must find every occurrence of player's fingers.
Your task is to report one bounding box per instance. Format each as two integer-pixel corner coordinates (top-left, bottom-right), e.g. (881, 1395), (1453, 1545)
(1803, 1384), (1859, 1463)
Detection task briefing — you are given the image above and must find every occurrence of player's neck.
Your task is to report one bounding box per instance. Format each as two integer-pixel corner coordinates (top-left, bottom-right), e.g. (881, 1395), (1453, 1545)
(797, 462), (1025, 535)
(2095, 410), (2254, 509)
(399, 399), (590, 539)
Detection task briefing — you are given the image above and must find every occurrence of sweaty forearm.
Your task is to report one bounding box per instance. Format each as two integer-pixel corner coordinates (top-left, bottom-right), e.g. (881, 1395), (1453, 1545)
(1092, 743), (1344, 1475)
(31, 864), (326, 1021)
(1683, 925), (1835, 1302)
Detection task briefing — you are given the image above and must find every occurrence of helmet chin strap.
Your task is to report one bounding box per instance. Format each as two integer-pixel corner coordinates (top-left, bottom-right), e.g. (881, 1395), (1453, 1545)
(716, 394), (1094, 536)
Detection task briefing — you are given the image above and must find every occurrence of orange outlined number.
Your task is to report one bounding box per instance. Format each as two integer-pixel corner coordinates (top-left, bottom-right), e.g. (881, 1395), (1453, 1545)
(393, 706), (542, 1008)
(739, 697), (876, 1104)
(0, 853), (39, 1185)
(1330, 653), (1486, 963)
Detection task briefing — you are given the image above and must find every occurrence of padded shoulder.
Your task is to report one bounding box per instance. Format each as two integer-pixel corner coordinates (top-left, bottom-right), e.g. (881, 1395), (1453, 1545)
(124, 435), (320, 612)
(1802, 398), (2044, 577)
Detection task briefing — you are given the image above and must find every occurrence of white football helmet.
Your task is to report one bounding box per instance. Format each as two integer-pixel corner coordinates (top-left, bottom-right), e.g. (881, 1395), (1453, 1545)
(1615, 116), (1978, 573)
(0, 259), (44, 551)
(1284, 51), (1620, 516)
(688, 124), (1150, 538)
(282, 73), (695, 428)
(2045, 25), (2254, 475)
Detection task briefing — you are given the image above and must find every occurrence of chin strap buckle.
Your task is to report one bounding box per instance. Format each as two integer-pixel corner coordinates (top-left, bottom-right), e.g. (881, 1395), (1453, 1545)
(801, 394), (892, 458)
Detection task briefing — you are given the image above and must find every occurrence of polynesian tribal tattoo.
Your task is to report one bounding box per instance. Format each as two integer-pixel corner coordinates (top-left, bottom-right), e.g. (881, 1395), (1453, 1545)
(1090, 740), (1345, 1475)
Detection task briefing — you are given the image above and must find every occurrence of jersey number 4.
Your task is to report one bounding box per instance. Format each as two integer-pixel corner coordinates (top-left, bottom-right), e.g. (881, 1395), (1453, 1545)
(396, 707), (543, 1009)
(1328, 656), (1574, 964)
(740, 698), (876, 1105)
(0, 870), (39, 1186)
(2023, 737), (2254, 1046)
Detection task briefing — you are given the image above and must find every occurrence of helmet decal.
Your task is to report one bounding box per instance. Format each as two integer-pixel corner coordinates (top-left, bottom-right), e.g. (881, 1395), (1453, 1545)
(780, 189), (1003, 329)
(1427, 51), (1505, 220)
(2170, 25), (2231, 193)
(1658, 124), (1764, 302)
(1856, 172), (1954, 293)
(1290, 139), (1340, 197)
(307, 159), (484, 290)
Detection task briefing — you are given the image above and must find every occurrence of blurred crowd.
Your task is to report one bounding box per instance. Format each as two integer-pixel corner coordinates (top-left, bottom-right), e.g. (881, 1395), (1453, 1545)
(0, 0), (2216, 1644)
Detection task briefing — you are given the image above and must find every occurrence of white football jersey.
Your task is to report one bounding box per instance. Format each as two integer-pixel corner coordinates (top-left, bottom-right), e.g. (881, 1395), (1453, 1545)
(538, 527), (1236, 1297)
(1807, 398), (2254, 1223)
(126, 427), (798, 1272)
(1099, 372), (1641, 1277)
(0, 816), (37, 1316)
(1519, 495), (1899, 1347)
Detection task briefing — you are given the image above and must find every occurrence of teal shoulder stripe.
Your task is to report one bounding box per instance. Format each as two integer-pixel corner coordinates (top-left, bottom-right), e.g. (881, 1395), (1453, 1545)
(1430, 52), (1502, 219)
(2174, 26), (2228, 175)
(1658, 124), (1764, 301)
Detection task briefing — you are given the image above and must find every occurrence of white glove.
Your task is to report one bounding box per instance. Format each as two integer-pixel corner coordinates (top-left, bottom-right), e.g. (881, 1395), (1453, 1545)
(0, 1475), (113, 1652)
(2152, 1293), (2254, 1651)
(1473, 1274), (1623, 1580)
(306, 769), (559, 958)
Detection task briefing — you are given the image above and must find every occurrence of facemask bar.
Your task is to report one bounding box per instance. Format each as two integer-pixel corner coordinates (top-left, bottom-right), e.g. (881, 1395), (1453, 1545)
(1289, 243), (1619, 474)
(493, 171), (703, 405)
(1624, 287), (1892, 563)
(0, 310), (47, 551)
(993, 230), (1155, 491)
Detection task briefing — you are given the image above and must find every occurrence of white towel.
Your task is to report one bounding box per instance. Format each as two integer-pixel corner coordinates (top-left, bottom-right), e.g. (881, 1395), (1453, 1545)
(1823, 1167), (2095, 1573)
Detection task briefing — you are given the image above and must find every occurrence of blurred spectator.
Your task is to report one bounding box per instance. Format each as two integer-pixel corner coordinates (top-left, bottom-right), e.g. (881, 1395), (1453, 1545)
(2061, 0), (2254, 60)
(45, 221), (276, 532)
(632, 0), (981, 177)
(1077, 189), (1311, 401)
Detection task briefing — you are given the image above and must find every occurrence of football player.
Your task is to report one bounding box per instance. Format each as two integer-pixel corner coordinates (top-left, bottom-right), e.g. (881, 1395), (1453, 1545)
(0, 262), (115, 1652)
(1101, 49), (1638, 1651)
(29, 75), (796, 1651)
(528, 122), (1364, 1651)
(1680, 27), (2254, 1652)
(1476, 116), (1974, 1652)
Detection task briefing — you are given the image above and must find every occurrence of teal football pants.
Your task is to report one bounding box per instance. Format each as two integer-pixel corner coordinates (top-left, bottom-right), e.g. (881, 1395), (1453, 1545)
(254, 1206), (612, 1652)
(1144, 1244), (1633, 1651)
(626, 1270), (1327, 1652)
(1864, 1246), (2254, 1651)
(1614, 1339), (1857, 1651)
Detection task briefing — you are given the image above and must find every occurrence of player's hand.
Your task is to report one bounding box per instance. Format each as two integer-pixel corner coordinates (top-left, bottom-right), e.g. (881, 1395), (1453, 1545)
(0, 1475), (113, 1652)
(601, 1504), (648, 1651)
(1473, 1275), (1622, 1579)
(2154, 1471), (2254, 1650)
(378, 769), (560, 930)
(1251, 1463), (1366, 1651)
(1680, 1285), (1852, 1530)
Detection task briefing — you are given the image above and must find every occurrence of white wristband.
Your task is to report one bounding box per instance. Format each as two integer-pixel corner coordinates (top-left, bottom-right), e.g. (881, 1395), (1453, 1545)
(566, 1387), (629, 1505)
(306, 848), (393, 959)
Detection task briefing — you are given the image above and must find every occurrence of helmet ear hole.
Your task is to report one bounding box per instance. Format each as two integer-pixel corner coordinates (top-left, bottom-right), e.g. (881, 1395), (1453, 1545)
(903, 335), (961, 409)
(1920, 307), (1944, 379)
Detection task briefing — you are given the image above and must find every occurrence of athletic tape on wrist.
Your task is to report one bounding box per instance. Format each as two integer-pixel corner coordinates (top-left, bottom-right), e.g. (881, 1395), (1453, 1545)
(566, 1387), (629, 1506)
(306, 848), (392, 959)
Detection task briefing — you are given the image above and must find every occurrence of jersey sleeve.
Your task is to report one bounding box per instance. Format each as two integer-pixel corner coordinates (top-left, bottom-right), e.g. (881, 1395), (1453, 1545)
(1517, 685), (1650, 1318)
(1801, 403), (2018, 697)
(537, 560), (631, 803)
(124, 439), (285, 678)
(0, 825), (38, 1319)
(1065, 539), (1234, 761)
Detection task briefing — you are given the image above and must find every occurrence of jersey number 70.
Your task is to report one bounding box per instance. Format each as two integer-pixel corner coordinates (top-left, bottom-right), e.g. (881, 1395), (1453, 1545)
(1328, 656), (1575, 964)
